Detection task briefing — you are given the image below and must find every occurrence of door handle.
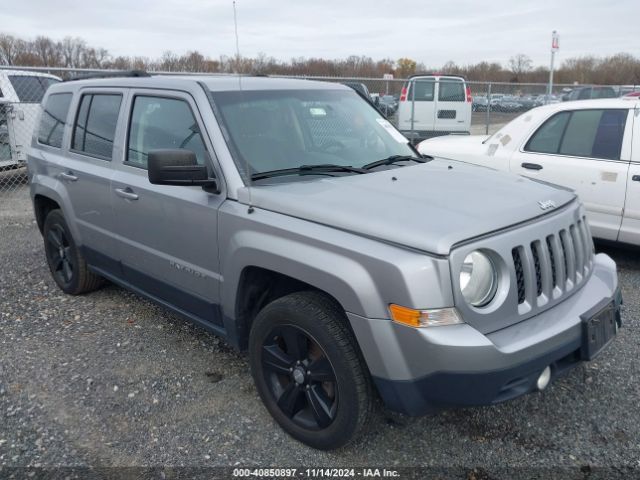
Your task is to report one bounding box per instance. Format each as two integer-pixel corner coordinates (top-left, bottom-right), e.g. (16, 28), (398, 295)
(633, 175), (640, 182)
(521, 162), (543, 171)
(59, 171), (78, 182)
(115, 187), (139, 201)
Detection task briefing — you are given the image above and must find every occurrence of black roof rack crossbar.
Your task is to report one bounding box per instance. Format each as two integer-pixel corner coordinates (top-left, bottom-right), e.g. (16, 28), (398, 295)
(64, 70), (150, 82)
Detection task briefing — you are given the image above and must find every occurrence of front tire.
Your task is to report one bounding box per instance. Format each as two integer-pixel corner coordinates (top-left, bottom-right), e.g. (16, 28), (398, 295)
(43, 209), (103, 295)
(249, 291), (373, 450)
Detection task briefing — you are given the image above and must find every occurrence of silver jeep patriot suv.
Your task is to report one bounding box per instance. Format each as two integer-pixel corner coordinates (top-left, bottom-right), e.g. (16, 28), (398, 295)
(29, 73), (622, 450)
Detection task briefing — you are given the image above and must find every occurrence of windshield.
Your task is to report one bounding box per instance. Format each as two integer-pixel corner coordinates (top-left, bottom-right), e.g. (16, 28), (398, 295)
(9, 75), (60, 103)
(209, 89), (414, 182)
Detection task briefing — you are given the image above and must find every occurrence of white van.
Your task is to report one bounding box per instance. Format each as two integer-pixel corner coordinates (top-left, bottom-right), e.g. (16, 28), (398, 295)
(397, 74), (472, 142)
(0, 70), (60, 168)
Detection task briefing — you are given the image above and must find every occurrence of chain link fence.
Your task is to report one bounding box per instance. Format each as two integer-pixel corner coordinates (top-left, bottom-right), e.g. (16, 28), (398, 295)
(0, 65), (637, 199)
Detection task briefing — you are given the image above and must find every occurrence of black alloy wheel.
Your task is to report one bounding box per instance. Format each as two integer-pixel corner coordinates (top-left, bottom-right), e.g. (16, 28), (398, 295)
(42, 209), (103, 295)
(46, 223), (74, 286)
(261, 324), (338, 430)
(249, 291), (373, 450)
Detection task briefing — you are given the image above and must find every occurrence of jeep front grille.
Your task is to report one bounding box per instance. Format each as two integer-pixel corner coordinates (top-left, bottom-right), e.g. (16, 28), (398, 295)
(511, 216), (593, 306)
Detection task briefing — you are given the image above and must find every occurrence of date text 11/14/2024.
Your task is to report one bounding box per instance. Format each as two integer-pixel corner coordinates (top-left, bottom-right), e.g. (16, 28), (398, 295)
(232, 468), (400, 478)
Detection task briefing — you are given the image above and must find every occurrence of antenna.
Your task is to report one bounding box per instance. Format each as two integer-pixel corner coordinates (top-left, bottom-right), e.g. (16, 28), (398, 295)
(233, 0), (254, 213)
(233, 1), (241, 67)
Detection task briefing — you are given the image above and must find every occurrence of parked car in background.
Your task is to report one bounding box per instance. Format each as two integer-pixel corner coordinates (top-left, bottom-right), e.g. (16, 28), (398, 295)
(472, 95), (488, 112)
(418, 98), (640, 246)
(516, 95), (538, 111)
(618, 86), (640, 97)
(397, 74), (472, 141)
(29, 73), (622, 449)
(495, 95), (522, 112)
(378, 94), (398, 116)
(489, 93), (504, 108)
(535, 94), (561, 106)
(562, 86), (616, 101)
(0, 69), (60, 169)
(623, 91), (640, 98)
(342, 81), (370, 98)
(342, 82), (379, 106)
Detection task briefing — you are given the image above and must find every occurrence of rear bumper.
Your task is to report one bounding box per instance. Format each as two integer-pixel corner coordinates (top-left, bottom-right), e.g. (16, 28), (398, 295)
(347, 254), (621, 415)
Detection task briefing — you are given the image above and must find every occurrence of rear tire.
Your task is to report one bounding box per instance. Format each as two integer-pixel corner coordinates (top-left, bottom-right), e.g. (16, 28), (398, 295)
(43, 209), (103, 295)
(249, 291), (373, 450)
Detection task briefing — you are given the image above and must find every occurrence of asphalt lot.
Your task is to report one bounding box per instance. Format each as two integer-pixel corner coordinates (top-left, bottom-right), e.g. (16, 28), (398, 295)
(1, 186), (639, 478)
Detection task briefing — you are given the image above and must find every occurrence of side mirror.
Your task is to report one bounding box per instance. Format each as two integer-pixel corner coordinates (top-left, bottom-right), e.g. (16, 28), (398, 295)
(147, 149), (218, 191)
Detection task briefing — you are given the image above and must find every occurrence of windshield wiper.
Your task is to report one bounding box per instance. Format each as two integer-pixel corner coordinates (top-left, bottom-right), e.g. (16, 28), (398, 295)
(361, 154), (430, 170)
(250, 164), (366, 181)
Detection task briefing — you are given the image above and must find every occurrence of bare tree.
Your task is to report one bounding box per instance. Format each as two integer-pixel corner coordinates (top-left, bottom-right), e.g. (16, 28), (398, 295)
(509, 54), (533, 78)
(0, 34), (20, 65)
(61, 37), (87, 68)
(441, 60), (460, 74)
(32, 36), (62, 66)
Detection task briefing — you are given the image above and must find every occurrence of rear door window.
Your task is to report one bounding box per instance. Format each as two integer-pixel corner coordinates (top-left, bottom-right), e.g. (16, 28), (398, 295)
(8, 76), (60, 103)
(72, 94), (122, 159)
(37, 93), (73, 148)
(438, 80), (465, 102)
(560, 109), (627, 159)
(407, 79), (435, 101)
(525, 109), (627, 160)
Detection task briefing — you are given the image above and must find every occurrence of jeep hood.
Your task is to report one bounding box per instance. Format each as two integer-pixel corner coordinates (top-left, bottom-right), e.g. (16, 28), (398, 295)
(239, 159), (576, 256)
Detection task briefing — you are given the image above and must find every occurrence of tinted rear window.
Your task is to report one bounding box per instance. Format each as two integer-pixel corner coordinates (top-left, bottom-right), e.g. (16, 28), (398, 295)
(38, 93), (73, 148)
(72, 94), (122, 159)
(407, 79), (435, 102)
(438, 80), (465, 102)
(8, 76), (60, 103)
(525, 109), (627, 160)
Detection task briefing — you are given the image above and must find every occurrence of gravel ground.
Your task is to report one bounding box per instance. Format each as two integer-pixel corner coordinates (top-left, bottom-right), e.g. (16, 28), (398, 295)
(1, 187), (639, 479)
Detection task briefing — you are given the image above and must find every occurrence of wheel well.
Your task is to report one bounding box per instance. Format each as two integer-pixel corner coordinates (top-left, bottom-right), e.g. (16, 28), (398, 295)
(34, 195), (60, 233)
(234, 267), (347, 349)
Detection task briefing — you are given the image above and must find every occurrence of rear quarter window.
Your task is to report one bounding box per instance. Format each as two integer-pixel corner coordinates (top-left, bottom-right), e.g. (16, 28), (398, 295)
(525, 111), (570, 154)
(38, 93), (73, 148)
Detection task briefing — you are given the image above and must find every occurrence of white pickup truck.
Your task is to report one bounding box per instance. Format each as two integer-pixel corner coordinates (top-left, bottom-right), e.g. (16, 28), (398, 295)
(418, 98), (640, 246)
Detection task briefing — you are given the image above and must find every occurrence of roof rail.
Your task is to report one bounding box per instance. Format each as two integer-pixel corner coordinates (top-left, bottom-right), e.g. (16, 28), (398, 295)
(64, 70), (150, 82)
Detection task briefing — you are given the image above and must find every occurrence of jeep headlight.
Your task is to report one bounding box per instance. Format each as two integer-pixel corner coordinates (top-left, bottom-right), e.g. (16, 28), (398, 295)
(460, 251), (497, 307)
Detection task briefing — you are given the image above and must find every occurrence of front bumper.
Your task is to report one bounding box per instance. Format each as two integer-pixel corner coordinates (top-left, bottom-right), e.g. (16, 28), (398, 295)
(347, 254), (621, 415)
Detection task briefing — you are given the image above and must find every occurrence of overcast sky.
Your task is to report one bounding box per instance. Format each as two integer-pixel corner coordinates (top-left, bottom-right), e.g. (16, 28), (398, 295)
(4, 0), (639, 68)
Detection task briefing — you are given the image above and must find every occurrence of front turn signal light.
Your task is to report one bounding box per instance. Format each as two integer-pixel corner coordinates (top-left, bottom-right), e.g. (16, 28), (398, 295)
(389, 304), (463, 328)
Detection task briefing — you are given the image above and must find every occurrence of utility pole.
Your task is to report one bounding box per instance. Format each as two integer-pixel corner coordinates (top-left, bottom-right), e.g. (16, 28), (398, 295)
(547, 31), (559, 97)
